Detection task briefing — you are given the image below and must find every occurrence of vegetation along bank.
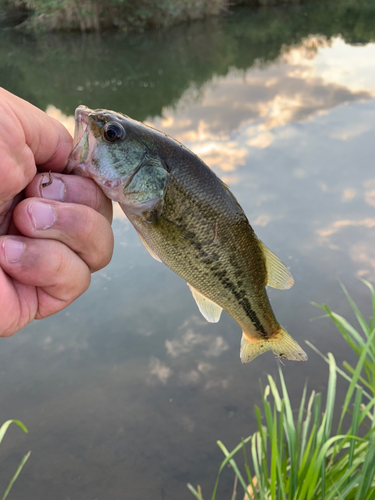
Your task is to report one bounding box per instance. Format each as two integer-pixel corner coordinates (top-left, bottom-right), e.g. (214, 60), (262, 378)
(0, 0), (369, 32)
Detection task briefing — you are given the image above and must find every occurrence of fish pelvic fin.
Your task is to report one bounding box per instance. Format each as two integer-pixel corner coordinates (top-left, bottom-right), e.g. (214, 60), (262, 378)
(240, 327), (308, 364)
(187, 283), (223, 323)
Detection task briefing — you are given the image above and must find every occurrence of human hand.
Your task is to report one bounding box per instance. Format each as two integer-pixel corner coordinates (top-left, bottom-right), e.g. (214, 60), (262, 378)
(0, 88), (114, 337)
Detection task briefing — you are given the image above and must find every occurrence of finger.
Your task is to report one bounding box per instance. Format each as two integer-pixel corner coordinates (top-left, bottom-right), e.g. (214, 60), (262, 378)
(0, 87), (72, 171)
(0, 267), (36, 337)
(0, 194), (23, 236)
(25, 172), (113, 223)
(13, 198), (114, 272)
(0, 236), (91, 319)
(0, 121), (35, 204)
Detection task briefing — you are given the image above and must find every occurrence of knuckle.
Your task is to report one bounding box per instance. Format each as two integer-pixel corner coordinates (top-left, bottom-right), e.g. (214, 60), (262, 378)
(76, 209), (113, 272)
(75, 205), (97, 242)
(55, 257), (91, 302)
(89, 180), (112, 222)
(67, 268), (91, 300)
(54, 203), (114, 273)
(51, 249), (66, 276)
(94, 243), (113, 272)
(81, 271), (91, 293)
(0, 322), (18, 337)
(89, 227), (114, 272)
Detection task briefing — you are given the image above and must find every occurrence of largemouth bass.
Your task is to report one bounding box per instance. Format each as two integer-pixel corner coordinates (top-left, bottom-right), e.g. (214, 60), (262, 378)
(67, 106), (307, 364)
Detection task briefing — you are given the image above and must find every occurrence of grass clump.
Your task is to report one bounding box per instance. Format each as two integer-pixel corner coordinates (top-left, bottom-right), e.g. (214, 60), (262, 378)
(188, 281), (375, 499)
(309, 279), (375, 399)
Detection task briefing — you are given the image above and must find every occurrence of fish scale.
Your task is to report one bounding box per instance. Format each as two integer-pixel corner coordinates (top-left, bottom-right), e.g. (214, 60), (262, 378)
(67, 105), (308, 364)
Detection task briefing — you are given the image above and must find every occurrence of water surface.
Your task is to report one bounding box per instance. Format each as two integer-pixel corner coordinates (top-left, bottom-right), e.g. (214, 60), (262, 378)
(1, 4), (375, 499)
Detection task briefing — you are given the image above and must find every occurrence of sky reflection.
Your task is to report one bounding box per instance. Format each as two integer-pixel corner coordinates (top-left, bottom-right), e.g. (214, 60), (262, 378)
(147, 35), (375, 198)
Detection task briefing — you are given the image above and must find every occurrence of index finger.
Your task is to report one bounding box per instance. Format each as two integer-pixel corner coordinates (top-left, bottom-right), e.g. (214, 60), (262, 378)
(0, 87), (73, 172)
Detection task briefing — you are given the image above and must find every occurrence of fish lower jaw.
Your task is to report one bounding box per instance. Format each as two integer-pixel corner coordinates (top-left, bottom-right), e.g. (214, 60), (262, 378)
(99, 178), (127, 202)
(65, 164), (89, 177)
(66, 159), (126, 201)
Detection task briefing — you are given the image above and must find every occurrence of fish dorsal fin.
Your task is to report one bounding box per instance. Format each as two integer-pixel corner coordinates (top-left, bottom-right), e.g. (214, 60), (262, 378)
(187, 284), (223, 323)
(258, 240), (294, 290)
(136, 231), (162, 263)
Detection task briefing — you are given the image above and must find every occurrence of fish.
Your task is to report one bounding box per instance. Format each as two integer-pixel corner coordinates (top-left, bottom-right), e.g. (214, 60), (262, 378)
(67, 106), (308, 364)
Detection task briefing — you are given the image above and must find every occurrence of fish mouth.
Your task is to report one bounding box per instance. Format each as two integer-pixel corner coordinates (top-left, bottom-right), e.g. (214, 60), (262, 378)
(66, 106), (95, 175)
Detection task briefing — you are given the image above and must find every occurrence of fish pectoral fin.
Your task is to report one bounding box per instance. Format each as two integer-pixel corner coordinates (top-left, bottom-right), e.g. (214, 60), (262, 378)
(258, 240), (294, 290)
(240, 328), (308, 364)
(187, 284), (223, 323)
(136, 230), (162, 263)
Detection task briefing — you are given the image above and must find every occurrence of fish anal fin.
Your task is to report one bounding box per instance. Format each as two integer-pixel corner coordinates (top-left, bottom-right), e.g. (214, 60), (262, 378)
(258, 240), (294, 290)
(187, 283), (223, 323)
(240, 327), (308, 364)
(136, 231), (162, 263)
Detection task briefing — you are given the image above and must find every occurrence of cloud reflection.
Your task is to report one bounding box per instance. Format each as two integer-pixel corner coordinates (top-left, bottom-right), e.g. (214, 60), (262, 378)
(148, 357), (172, 385)
(349, 243), (375, 279)
(165, 328), (208, 358)
(165, 317), (229, 359)
(341, 189), (357, 203)
(316, 217), (375, 279)
(317, 218), (375, 239)
(148, 35), (375, 186)
(147, 316), (230, 389)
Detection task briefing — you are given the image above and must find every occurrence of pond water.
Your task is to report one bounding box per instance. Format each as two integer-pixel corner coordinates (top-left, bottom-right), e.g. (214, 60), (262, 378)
(1, 3), (375, 499)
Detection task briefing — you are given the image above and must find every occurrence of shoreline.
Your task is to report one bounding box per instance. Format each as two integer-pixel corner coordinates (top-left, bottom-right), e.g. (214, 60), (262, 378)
(0, 0), (341, 33)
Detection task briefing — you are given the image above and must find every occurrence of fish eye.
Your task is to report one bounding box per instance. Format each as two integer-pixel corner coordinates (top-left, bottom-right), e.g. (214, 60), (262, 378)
(103, 122), (126, 143)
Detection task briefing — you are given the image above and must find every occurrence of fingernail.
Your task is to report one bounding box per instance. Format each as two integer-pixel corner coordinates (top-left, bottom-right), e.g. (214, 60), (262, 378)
(41, 177), (66, 201)
(29, 201), (56, 230)
(2, 238), (25, 263)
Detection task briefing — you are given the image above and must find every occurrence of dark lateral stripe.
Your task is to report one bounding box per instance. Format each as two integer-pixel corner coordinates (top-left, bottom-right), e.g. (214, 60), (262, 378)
(238, 296), (267, 336)
(213, 268), (267, 337)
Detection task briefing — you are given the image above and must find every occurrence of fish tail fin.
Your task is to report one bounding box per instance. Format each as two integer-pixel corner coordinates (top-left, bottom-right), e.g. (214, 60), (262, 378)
(240, 327), (308, 364)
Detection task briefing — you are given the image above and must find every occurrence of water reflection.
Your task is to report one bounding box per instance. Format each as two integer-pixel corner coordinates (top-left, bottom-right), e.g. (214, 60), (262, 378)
(1, 3), (375, 499)
(152, 35), (374, 181)
(47, 32), (375, 217)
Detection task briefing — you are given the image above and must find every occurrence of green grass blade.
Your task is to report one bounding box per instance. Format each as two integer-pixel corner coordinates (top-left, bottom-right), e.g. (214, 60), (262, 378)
(348, 388), (363, 469)
(270, 406), (278, 499)
(208, 437), (253, 500)
(340, 281), (370, 336)
(242, 439), (253, 487)
(0, 420), (28, 445)
(354, 433), (375, 500)
(324, 354), (337, 440)
(306, 341), (373, 401)
(342, 362), (374, 393)
(187, 484), (204, 500)
(251, 434), (265, 500)
(338, 331), (375, 433)
(2, 451), (31, 500)
(360, 279), (375, 322)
